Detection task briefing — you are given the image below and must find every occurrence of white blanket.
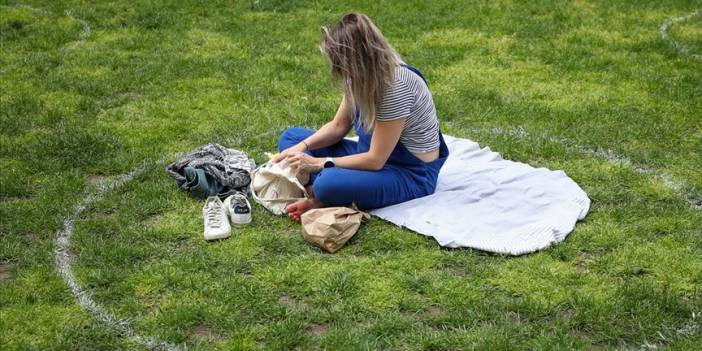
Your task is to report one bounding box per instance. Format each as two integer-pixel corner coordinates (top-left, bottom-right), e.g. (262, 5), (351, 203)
(370, 135), (590, 255)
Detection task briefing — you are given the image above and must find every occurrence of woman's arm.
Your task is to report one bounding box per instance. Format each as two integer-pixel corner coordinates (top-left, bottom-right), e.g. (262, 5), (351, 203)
(332, 117), (404, 171)
(273, 95), (353, 163)
(286, 117), (405, 172)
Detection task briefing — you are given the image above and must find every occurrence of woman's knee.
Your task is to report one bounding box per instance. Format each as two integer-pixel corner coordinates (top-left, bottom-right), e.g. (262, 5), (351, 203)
(277, 127), (313, 152)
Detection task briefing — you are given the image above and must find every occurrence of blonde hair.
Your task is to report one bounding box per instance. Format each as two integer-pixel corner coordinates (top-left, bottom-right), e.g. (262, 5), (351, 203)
(320, 12), (401, 131)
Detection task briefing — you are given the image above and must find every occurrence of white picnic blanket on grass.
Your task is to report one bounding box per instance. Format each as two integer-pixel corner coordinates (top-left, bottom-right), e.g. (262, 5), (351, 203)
(369, 135), (590, 255)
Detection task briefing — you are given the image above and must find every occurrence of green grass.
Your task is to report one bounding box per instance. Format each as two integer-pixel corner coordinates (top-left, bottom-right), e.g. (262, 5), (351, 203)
(1, 0), (701, 350)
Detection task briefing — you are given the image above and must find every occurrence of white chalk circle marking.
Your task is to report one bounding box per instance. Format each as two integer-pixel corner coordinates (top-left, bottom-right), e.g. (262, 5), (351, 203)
(54, 161), (183, 351)
(660, 9), (702, 61)
(0, 5), (91, 42)
(470, 126), (701, 210)
(53, 131), (699, 350)
(29, 3), (695, 348)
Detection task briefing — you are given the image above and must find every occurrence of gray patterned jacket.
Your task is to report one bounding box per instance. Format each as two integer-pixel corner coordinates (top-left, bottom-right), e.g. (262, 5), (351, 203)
(166, 144), (256, 198)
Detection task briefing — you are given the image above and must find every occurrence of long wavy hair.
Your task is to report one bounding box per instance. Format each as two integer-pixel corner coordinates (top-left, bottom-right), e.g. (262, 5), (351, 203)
(319, 12), (401, 131)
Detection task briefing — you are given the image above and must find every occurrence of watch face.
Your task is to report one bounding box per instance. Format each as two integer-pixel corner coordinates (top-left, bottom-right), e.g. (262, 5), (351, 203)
(324, 159), (334, 168)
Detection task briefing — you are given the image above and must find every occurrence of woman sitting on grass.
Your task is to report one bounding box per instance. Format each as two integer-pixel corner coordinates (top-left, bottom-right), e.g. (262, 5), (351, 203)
(274, 12), (449, 222)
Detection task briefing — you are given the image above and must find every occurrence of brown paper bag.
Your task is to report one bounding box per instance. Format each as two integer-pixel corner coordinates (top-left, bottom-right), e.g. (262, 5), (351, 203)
(301, 206), (370, 253)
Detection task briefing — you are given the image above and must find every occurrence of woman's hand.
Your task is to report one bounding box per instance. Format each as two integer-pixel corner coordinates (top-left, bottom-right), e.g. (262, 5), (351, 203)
(286, 152), (324, 174)
(272, 142), (307, 163)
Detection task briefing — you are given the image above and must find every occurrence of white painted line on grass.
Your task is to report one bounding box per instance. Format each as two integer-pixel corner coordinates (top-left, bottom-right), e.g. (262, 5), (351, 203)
(0, 4), (47, 14)
(65, 10), (91, 40)
(469, 126), (701, 210)
(52, 128), (699, 349)
(660, 9), (702, 61)
(1, 5), (91, 41)
(55, 160), (184, 351)
(54, 130), (279, 350)
(30, 4), (695, 347)
(638, 310), (700, 350)
(470, 127), (701, 349)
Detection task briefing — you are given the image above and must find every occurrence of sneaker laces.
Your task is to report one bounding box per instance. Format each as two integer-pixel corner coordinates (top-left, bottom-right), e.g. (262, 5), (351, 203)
(231, 192), (249, 208)
(232, 192), (247, 204)
(205, 202), (223, 228)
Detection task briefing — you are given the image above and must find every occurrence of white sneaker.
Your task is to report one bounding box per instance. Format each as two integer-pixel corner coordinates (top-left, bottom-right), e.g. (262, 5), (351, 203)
(224, 192), (252, 226)
(203, 196), (231, 241)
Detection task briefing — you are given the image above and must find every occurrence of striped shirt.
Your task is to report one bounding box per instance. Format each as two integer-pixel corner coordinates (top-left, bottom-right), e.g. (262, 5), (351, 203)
(375, 64), (440, 153)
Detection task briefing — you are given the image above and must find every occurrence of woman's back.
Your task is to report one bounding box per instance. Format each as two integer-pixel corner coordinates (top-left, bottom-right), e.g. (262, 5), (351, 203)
(370, 64), (440, 161)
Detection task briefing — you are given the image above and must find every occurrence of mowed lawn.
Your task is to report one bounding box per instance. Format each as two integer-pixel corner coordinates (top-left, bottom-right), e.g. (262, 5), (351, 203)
(1, 0), (701, 350)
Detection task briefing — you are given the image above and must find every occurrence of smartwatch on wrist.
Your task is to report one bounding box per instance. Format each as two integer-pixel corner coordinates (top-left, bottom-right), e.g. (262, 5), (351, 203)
(323, 157), (335, 168)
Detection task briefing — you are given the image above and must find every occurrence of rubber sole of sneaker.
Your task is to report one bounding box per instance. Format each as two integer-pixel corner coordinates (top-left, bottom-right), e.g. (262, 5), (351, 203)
(204, 231), (231, 241)
(230, 214), (252, 226)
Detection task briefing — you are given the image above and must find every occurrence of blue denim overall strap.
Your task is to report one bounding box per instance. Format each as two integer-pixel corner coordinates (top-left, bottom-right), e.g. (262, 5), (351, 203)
(400, 63), (427, 85)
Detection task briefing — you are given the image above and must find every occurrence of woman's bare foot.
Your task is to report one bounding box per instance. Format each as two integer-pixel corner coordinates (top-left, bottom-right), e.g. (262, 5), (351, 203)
(285, 198), (323, 222)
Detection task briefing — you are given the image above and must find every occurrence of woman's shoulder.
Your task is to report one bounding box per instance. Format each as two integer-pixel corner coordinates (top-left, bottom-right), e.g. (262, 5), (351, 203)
(386, 66), (413, 94)
(393, 64), (410, 80)
(391, 64), (425, 92)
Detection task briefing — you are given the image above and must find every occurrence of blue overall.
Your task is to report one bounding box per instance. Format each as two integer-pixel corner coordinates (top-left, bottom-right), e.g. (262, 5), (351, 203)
(277, 65), (449, 211)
